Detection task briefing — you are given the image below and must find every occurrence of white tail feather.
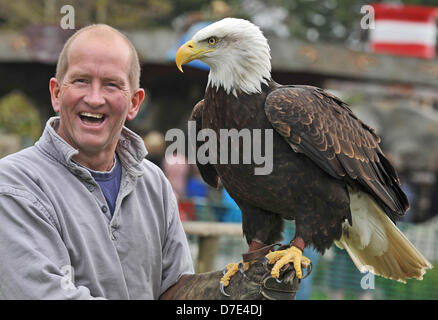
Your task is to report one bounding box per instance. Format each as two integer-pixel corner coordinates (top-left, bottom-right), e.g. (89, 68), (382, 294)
(335, 191), (433, 283)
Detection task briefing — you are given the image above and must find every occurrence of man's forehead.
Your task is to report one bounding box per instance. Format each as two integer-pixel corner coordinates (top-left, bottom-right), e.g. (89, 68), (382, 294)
(67, 30), (131, 69)
(69, 28), (129, 53)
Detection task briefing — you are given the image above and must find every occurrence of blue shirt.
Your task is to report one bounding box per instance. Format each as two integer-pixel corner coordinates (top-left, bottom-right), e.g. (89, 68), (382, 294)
(88, 155), (122, 216)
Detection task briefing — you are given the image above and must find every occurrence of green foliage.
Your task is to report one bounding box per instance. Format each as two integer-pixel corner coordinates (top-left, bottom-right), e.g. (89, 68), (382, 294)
(376, 263), (438, 300)
(0, 0), (174, 29)
(0, 91), (42, 143)
(1, 0), (436, 42)
(269, 0), (438, 44)
(311, 255), (438, 300)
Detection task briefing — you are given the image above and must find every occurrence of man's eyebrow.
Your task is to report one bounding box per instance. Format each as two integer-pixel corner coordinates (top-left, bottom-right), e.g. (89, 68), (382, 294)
(102, 76), (126, 83)
(67, 72), (89, 79)
(66, 73), (127, 85)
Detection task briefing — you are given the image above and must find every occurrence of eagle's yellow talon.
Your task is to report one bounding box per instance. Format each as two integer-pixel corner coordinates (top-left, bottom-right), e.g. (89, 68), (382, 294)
(219, 261), (251, 287)
(266, 246), (310, 279)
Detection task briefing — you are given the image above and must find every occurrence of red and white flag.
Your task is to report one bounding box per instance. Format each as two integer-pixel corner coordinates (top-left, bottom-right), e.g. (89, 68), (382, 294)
(370, 3), (438, 59)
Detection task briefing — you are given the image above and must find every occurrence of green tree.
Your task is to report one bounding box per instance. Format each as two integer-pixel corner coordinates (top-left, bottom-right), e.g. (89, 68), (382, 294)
(0, 91), (42, 144)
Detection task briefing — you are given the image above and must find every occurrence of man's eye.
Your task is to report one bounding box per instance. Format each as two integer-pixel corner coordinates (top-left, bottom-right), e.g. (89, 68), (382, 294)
(107, 82), (119, 88)
(73, 79), (87, 84)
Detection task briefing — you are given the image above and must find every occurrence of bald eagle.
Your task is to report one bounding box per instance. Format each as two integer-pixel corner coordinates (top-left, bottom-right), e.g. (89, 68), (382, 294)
(175, 18), (432, 288)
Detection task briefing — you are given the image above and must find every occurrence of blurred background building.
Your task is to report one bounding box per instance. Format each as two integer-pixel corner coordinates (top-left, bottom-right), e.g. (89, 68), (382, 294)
(1, 0), (438, 299)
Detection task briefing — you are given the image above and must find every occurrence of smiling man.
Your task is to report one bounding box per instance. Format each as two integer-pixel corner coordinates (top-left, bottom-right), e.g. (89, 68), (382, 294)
(51, 26), (143, 171)
(0, 25), (195, 299)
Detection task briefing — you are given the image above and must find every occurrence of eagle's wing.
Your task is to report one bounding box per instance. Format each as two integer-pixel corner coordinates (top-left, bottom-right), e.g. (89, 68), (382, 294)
(190, 99), (219, 188)
(265, 85), (408, 219)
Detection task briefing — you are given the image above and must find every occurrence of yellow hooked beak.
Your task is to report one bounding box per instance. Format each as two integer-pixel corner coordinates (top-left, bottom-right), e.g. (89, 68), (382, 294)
(175, 40), (214, 72)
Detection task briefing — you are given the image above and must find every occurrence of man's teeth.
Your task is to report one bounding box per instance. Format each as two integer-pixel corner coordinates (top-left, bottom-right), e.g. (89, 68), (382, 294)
(80, 112), (104, 119)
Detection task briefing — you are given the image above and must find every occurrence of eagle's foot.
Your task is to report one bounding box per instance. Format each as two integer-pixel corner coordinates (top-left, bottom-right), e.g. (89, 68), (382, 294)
(219, 261), (252, 297)
(220, 261), (251, 287)
(266, 246), (311, 279)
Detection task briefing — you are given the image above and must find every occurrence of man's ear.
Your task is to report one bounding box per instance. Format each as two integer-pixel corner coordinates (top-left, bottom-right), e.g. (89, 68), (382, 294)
(126, 88), (145, 121)
(49, 77), (61, 113)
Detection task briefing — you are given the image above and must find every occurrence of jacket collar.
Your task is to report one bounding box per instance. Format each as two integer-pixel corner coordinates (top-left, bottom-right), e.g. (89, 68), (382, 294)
(35, 117), (148, 177)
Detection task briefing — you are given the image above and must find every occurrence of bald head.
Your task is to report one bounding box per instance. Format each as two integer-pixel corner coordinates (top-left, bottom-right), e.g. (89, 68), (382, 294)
(56, 24), (141, 92)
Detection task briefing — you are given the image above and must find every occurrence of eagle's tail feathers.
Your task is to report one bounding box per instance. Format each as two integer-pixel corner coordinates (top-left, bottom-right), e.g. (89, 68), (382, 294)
(335, 191), (432, 283)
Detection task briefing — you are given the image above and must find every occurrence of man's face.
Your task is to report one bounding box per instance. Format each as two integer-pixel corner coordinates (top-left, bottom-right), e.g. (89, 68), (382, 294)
(50, 33), (144, 163)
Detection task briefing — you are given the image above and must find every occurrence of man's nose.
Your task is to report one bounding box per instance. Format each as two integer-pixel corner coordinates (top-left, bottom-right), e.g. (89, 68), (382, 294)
(83, 84), (105, 107)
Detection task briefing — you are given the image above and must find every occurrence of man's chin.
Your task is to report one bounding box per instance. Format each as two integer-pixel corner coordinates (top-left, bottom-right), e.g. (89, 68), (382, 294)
(74, 137), (115, 155)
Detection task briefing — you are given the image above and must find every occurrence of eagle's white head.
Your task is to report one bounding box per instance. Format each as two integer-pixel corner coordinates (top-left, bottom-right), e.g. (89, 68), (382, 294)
(176, 18), (272, 97)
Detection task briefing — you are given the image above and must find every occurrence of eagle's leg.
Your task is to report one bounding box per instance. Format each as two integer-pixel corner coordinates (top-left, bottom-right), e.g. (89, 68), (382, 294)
(265, 237), (311, 279)
(219, 240), (264, 289)
(219, 206), (284, 295)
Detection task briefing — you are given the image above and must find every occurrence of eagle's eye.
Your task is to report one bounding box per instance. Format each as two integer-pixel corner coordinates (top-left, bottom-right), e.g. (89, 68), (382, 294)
(207, 37), (218, 46)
